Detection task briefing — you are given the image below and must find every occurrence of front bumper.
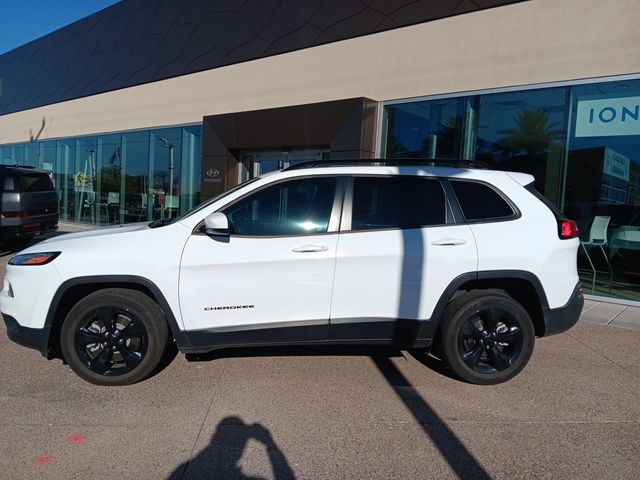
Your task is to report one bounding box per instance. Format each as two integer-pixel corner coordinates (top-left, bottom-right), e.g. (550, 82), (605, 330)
(541, 282), (584, 336)
(2, 314), (50, 357)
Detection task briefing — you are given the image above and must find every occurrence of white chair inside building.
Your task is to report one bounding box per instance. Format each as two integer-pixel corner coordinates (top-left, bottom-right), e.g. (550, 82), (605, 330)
(581, 215), (613, 292)
(81, 191), (96, 222)
(107, 192), (120, 224)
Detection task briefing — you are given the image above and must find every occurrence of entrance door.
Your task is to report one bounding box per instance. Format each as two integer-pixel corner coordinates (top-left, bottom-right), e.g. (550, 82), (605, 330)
(239, 149), (329, 182)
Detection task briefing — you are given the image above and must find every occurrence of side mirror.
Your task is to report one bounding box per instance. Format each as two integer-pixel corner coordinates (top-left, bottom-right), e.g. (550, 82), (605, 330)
(204, 212), (229, 236)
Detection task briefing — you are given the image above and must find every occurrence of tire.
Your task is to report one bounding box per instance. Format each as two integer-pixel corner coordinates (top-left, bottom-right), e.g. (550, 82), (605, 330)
(60, 288), (169, 386)
(438, 290), (535, 385)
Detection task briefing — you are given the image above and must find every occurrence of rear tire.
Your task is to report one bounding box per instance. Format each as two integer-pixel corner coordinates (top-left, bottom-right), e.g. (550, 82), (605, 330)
(60, 288), (169, 386)
(438, 290), (535, 385)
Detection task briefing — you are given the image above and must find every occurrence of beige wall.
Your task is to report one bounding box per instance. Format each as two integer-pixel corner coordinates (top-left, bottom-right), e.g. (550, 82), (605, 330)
(1, 0), (639, 145)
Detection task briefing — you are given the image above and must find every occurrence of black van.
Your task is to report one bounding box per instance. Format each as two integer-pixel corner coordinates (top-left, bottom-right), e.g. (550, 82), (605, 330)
(0, 166), (59, 247)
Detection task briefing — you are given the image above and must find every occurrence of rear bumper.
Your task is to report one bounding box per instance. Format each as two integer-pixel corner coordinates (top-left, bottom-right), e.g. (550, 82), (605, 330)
(0, 218), (58, 239)
(541, 282), (584, 336)
(2, 314), (50, 357)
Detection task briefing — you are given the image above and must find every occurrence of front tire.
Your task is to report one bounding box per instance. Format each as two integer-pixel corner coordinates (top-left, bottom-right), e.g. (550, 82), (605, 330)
(60, 288), (169, 386)
(438, 290), (535, 385)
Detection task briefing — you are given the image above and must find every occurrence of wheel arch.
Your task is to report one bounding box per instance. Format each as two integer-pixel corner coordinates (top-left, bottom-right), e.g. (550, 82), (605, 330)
(44, 275), (190, 359)
(426, 270), (549, 338)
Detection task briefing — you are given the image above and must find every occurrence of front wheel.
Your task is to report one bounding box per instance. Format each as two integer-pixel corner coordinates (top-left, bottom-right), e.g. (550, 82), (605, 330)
(438, 291), (535, 385)
(60, 288), (169, 386)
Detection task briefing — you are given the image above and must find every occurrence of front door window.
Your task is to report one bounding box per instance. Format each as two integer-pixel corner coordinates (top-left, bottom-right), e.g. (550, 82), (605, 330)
(223, 177), (337, 236)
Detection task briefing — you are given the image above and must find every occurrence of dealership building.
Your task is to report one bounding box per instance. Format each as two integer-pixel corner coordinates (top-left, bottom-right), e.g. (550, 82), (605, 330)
(0, 0), (639, 303)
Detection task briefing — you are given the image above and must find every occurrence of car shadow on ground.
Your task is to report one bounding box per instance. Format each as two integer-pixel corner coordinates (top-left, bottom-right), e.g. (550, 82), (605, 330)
(173, 348), (487, 480)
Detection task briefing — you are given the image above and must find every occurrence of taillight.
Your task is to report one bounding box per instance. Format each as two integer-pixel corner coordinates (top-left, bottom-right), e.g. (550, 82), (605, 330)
(0, 209), (55, 218)
(558, 219), (579, 239)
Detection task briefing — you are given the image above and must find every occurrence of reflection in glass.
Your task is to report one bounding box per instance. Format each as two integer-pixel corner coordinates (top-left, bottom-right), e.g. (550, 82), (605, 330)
(74, 137), (97, 224)
(98, 134), (123, 224)
(384, 98), (466, 158)
(152, 128), (182, 220)
(565, 80), (640, 301)
(0, 124), (202, 226)
(475, 88), (567, 204)
(383, 79), (640, 302)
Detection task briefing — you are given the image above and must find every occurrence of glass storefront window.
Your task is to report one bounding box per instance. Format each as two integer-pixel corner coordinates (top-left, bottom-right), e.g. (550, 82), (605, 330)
(565, 80), (640, 301)
(56, 138), (76, 221)
(24, 143), (39, 167)
(181, 125), (202, 213)
(383, 78), (640, 303)
(474, 88), (568, 204)
(98, 134), (124, 224)
(151, 128), (182, 220)
(0, 123), (202, 226)
(122, 131), (151, 223)
(73, 136), (98, 224)
(384, 98), (468, 159)
(10, 144), (24, 165)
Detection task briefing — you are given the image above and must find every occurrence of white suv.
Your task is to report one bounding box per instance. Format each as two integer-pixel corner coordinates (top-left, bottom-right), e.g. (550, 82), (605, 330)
(1, 161), (584, 386)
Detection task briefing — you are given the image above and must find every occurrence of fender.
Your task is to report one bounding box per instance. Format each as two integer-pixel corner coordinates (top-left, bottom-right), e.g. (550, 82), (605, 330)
(44, 275), (192, 355)
(418, 269), (548, 339)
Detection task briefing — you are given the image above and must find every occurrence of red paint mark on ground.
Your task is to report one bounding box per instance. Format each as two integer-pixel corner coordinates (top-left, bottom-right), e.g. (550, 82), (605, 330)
(66, 434), (86, 444)
(34, 455), (54, 465)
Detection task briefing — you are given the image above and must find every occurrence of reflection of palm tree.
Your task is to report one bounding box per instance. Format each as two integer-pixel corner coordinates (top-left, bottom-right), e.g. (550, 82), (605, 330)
(422, 117), (458, 158)
(387, 134), (409, 158)
(498, 110), (560, 155)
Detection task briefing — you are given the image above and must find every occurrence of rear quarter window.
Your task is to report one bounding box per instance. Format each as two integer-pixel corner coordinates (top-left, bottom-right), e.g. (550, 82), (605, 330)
(450, 180), (515, 221)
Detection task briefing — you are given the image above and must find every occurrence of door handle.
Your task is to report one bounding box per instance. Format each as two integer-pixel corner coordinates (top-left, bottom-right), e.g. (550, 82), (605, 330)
(430, 238), (467, 246)
(292, 245), (329, 253)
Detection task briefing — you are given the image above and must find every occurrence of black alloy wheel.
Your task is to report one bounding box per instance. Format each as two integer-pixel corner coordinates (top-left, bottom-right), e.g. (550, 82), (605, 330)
(457, 308), (524, 375)
(61, 288), (169, 386)
(438, 290), (535, 385)
(73, 307), (149, 376)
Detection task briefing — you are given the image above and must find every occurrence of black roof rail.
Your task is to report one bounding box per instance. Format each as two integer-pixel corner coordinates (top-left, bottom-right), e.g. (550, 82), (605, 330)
(282, 158), (491, 171)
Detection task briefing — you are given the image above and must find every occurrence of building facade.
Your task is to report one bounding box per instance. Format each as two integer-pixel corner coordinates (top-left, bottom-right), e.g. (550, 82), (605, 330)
(0, 0), (639, 303)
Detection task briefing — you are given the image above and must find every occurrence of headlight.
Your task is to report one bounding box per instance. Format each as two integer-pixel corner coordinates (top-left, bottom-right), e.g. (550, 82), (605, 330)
(8, 252), (61, 266)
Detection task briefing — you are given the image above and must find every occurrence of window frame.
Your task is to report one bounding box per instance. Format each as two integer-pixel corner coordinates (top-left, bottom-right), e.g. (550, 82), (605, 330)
(195, 174), (346, 238)
(446, 178), (521, 224)
(340, 174), (454, 233)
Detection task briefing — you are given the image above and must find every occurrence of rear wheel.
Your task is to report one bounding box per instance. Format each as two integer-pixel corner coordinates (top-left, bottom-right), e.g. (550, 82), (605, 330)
(438, 290), (535, 385)
(60, 288), (169, 386)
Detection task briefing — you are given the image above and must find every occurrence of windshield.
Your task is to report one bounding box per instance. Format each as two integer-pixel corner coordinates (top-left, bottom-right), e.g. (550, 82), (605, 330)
(148, 177), (260, 228)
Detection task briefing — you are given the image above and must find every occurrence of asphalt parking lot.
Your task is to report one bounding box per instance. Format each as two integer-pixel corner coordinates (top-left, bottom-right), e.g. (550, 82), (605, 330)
(1, 229), (639, 479)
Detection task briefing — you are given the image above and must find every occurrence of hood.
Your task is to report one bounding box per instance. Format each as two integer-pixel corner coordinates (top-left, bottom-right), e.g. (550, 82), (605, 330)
(21, 222), (150, 253)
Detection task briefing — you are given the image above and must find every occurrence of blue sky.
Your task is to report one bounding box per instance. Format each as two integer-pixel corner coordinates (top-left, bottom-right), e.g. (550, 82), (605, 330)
(0, 0), (121, 55)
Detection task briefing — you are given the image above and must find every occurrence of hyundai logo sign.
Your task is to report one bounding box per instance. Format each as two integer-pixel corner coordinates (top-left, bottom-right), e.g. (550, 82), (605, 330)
(576, 96), (640, 137)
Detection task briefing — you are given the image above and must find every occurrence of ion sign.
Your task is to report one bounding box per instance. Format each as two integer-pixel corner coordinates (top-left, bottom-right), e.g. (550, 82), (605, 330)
(575, 96), (640, 137)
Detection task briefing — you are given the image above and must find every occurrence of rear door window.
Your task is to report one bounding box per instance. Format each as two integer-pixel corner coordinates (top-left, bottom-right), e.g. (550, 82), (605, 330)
(351, 176), (446, 230)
